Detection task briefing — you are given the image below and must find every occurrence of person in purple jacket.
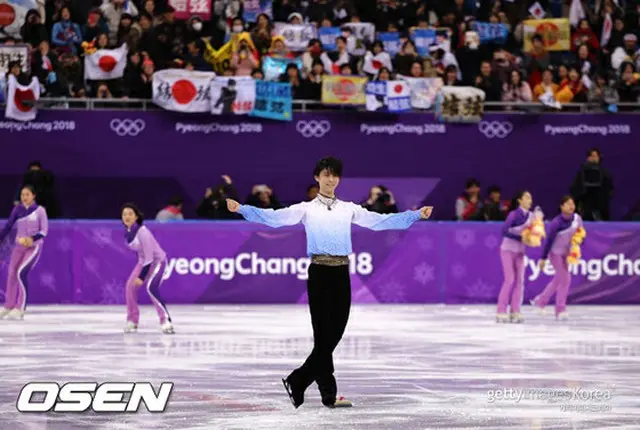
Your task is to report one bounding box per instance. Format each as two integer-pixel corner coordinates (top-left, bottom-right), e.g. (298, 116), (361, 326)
(496, 190), (534, 324)
(121, 203), (174, 334)
(0, 185), (48, 320)
(531, 196), (583, 320)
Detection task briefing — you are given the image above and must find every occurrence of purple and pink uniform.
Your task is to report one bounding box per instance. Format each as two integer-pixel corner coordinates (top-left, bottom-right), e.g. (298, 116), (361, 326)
(124, 223), (171, 325)
(0, 204), (48, 311)
(534, 213), (584, 315)
(497, 207), (532, 314)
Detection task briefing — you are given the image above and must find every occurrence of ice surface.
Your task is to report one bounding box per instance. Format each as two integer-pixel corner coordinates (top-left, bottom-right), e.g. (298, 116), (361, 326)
(1, 305), (639, 429)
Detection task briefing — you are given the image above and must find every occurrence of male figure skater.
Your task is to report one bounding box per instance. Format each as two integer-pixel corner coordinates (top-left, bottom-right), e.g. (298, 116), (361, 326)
(226, 157), (433, 409)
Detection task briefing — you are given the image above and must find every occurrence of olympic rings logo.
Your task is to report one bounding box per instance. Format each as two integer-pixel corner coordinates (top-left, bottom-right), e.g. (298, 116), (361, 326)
(110, 119), (146, 137)
(478, 121), (513, 139)
(296, 120), (331, 138)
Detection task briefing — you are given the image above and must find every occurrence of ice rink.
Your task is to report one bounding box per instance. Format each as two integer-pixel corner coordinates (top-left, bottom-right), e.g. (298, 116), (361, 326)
(1, 305), (639, 430)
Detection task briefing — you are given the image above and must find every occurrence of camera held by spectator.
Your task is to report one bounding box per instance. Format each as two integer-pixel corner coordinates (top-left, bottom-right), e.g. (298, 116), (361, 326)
(363, 185), (399, 214)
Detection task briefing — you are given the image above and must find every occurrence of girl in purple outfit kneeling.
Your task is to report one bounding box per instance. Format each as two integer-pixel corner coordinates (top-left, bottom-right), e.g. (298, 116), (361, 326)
(496, 191), (534, 323)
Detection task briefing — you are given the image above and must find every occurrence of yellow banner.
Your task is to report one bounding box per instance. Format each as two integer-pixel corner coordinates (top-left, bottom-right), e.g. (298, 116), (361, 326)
(203, 39), (232, 74)
(321, 76), (367, 105)
(523, 19), (570, 52)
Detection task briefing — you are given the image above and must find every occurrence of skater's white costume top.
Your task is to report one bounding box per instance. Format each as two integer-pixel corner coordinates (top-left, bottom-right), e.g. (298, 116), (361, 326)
(238, 198), (421, 256)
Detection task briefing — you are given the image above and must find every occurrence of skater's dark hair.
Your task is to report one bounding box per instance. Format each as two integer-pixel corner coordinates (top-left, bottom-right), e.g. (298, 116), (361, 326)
(20, 185), (36, 196)
(560, 195), (574, 206)
(313, 157), (343, 177)
(509, 190), (530, 211)
(121, 202), (144, 225)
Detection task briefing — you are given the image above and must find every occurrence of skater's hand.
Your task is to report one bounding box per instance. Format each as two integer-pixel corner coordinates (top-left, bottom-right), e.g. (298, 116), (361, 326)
(18, 237), (33, 247)
(538, 259), (546, 270)
(134, 278), (144, 286)
(226, 198), (240, 212)
(419, 206), (433, 219)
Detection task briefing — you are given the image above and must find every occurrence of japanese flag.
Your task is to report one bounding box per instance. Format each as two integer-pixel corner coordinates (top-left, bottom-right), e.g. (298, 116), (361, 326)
(569, 0), (585, 27)
(5, 75), (40, 122)
(528, 2), (545, 20)
(362, 51), (393, 76)
(84, 44), (128, 81)
(601, 13), (612, 47)
(152, 69), (216, 112)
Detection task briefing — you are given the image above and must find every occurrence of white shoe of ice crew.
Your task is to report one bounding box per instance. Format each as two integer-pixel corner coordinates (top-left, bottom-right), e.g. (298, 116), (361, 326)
(0, 308), (11, 320)
(161, 322), (174, 334)
(124, 321), (138, 333)
(6, 309), (24, 320)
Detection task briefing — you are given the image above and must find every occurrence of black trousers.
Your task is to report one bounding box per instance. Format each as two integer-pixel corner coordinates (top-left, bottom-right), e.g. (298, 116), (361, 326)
(288, 263), (351, 404)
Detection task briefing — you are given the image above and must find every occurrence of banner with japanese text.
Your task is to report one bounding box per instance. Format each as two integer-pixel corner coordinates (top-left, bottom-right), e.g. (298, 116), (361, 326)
(321, 75), (367, 105)
(152, 69), (215, 112)
(249, 81), (292, 121)
(435, 86), (485, 123)
(523, 19), (571, 52)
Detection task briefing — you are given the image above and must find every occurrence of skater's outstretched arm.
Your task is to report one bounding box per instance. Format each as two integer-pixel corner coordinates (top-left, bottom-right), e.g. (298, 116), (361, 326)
(0, 206), (19, 244)
(227, 199), (306, 228)
(351, 204), (432, 231)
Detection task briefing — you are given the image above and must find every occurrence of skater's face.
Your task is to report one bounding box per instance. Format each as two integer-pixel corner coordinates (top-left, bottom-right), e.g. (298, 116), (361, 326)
(20, 188), (35, 206)
(561, 198), (575, 215)
(314, 169), (340, 196)
(122, 207), (138, 228)
(518, 192), (532, 211)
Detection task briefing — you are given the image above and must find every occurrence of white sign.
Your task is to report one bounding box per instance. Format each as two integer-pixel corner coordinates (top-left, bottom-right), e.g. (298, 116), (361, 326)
(272, 23), (317, 51)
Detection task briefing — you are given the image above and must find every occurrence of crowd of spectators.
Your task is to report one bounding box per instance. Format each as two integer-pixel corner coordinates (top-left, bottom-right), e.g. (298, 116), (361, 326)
(1, 0), (639, 105)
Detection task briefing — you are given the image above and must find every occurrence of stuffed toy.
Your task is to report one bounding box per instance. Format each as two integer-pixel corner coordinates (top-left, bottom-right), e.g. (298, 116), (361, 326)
(521, 206), (546, 247)
(567, 226), (586, 265)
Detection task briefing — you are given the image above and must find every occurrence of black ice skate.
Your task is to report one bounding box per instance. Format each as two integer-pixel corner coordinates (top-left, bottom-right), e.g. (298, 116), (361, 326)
(282, 378), (304, 408)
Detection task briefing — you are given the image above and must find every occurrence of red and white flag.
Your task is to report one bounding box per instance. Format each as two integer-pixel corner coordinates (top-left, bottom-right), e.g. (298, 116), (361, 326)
(362, 51), (393, 76)
(5, 75), (40, 122)
(528, 2), (545, 20)
(84, 44), (128, 81)
(601, 13), (612, 47)
(569, 0), (586, 27)
(152, 69), (216, 112)
(320, 51), (350, 75)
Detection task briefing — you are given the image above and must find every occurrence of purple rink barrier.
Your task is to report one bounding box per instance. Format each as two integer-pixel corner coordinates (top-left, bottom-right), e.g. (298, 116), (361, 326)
(0, 220), (639, 305)
(0, 111), (638, 220)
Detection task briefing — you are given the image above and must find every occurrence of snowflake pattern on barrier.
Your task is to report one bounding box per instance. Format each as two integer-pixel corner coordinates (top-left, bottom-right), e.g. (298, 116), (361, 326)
(417, 237), (434, 251)
(484, 235), (499, 249)
(464, 279), (494, 299)
(451, 263), (467, 280)
(84, 257), (99, 275)
(91, 228), (114, 247)
(101, 279), (125, 304)
(378, 280), (407, 303)
(385, 232), (400, 247)
(413, 262), (435, 285)
(39, 272), (56, 291)
(57, 237), (71, 252)
(455, 230), (475, 249)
